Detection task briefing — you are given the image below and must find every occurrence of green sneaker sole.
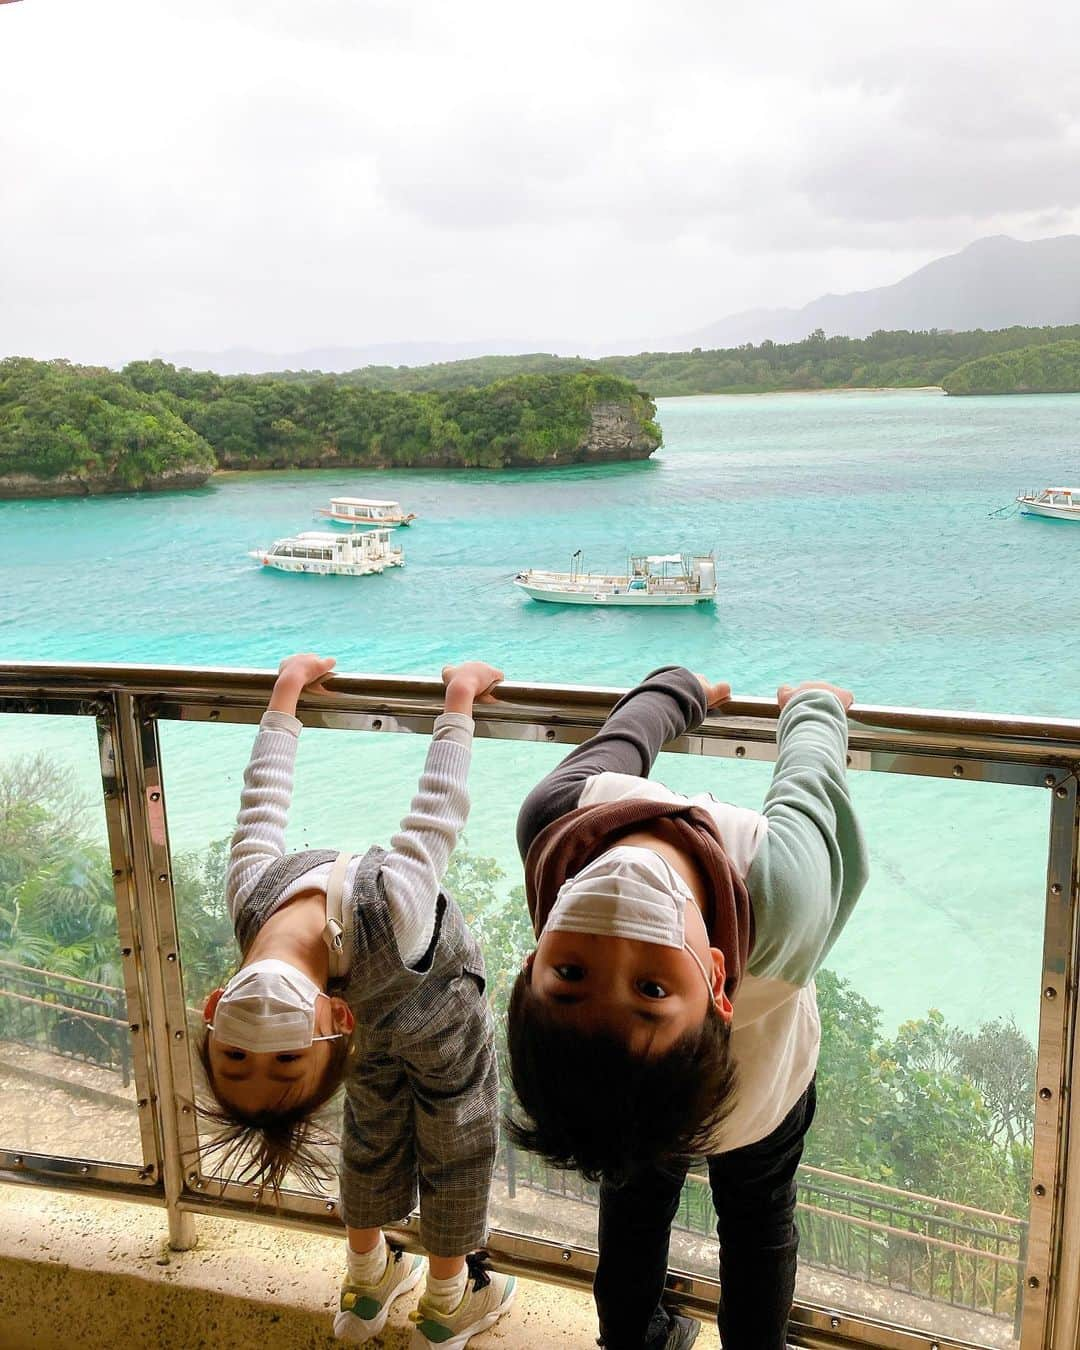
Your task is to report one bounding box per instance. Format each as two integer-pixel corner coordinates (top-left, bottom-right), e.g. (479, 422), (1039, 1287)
(411, 1276), (516, 1350)
(334, 1256), (426, 1343)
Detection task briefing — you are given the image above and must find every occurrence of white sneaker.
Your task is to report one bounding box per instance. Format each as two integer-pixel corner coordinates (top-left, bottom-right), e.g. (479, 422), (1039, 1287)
(409, 1253), (516, 1349)
(334, 1242), (427, 1343)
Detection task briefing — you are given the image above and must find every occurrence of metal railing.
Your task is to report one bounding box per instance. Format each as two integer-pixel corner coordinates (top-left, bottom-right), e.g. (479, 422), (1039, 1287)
(0, 660), (1078, 1350)
(795, 1168), (1027, 1330)
(501, 1148), (1028, 1329)
(0, 959), (131, 1084)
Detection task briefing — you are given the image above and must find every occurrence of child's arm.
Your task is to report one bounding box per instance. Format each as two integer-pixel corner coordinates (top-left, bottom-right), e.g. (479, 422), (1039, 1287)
(746, 682), (870, 982)
(515, 665), (730, 859)
(225, 654), (336, 925)
(380, 661), (504, 968)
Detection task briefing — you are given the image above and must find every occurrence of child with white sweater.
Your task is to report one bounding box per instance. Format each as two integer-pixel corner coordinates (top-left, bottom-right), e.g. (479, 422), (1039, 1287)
(199, 653), (515, 1350)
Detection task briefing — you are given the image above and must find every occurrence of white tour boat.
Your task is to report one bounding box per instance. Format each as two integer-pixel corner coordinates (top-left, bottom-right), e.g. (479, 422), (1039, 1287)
(250, 530), (404, 576)
(514, 552), (717, 606)
(1016, 487), (1080, 521)
(316, 497), (416, 527)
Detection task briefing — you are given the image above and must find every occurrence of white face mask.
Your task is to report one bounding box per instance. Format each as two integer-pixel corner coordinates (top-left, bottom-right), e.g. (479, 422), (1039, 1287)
(544, 845), (715, 997)
(209, 958), (343, 1054)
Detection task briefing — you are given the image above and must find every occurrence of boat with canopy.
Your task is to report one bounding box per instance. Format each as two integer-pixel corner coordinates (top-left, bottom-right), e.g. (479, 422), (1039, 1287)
(514, 551), (717, 606)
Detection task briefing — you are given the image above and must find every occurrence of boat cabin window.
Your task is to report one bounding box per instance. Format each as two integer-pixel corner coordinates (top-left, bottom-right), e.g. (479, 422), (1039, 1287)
(335, 502), (395, 519)
(277, 545), (333, 560)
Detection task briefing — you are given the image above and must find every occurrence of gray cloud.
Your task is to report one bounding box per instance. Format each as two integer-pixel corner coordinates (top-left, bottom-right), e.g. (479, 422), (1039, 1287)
(3, 0), (1079, 363)
(798, 40), (1080, 225)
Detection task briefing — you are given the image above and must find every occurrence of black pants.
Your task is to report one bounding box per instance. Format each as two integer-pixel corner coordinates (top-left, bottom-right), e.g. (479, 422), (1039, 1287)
(594, 1080), (816, 1350)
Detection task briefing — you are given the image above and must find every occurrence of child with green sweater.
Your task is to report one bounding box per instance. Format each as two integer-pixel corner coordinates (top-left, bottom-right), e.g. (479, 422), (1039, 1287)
(506, 666), (869, 1350)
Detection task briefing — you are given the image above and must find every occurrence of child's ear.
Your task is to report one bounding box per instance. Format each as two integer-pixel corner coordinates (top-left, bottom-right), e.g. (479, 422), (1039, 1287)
(203, 988), (224, 1025)
(709, 949), (734, 1025)
(329, 996), (355, 1034)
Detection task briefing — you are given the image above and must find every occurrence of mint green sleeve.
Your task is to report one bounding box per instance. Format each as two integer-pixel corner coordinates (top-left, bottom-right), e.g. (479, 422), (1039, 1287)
(745, 689), (870, 983)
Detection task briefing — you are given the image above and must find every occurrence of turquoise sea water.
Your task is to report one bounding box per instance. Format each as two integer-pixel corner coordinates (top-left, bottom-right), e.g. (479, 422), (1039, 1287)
(3, 388), (1079, 1036)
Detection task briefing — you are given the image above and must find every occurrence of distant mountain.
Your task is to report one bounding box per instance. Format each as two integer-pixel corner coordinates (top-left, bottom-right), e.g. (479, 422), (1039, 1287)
(671, 235), (1080, 349)
(157, 235), (1080, 375)
(154, 338), (593, 376)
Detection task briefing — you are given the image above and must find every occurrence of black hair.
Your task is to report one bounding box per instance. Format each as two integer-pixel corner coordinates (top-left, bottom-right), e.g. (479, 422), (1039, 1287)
(505, 968), (736, 1183)
(195, 1028), (350, 1196)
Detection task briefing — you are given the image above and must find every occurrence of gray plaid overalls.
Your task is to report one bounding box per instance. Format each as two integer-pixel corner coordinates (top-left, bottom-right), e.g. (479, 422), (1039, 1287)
(238, 845), (498, 1256)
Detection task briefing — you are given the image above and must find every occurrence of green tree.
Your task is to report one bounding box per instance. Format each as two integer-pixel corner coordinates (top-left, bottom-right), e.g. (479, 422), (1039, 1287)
(443, 847), (534, 1022)
(949, 1017), (1036, 1149)
(0, 755), (119, 982)
(171, 837), (234, 1003)
(0, 357), (215, 488)
(943, 339), (1080, 395)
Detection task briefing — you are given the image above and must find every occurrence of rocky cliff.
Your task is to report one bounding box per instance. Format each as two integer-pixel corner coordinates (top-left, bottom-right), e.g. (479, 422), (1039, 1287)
(497, 400), (659, 468)
(0, 469), (214, 502)
(0, 466), (214, 499)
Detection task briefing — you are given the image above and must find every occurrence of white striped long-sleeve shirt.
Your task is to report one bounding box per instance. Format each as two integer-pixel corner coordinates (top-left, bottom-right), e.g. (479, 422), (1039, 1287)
(225, 709), (474, 966)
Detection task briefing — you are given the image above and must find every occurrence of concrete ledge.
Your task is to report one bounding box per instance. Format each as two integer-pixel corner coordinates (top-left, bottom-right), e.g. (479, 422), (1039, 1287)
(1, 1182), (709, 1350)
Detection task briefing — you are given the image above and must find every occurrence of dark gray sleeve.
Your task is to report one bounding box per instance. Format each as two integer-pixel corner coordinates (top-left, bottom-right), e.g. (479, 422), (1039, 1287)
(515, 665), (709, 859)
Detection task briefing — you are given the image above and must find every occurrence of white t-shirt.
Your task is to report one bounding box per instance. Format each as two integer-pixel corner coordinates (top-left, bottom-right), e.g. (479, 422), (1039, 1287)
(579, 771), (819, 1152)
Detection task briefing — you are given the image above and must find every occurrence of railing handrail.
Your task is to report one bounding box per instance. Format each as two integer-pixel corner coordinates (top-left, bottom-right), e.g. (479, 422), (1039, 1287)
(797, 1201), (1023, 1266)
(0, 957), (124, 997)
(5, 659), (1080, 758)
(682, 1164), (1026, 1227)
(512, 1148), (1026, 1251)
(0, 986), (128, 1027)
(797, 1164), (1028, 1227)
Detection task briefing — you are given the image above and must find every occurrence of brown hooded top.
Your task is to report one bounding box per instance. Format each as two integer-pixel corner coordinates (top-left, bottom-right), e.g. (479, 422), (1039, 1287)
(523, 796), (753, 999)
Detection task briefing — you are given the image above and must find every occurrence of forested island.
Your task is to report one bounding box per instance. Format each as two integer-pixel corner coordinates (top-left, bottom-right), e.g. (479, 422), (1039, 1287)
(4, 323), (1078, 497)
(0, 358), (660, 498)
(311, 324), (1080, 397)
(941, 339), (1080, 395)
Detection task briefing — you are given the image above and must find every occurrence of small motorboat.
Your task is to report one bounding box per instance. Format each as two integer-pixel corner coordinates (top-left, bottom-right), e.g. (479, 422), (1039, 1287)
(316, 497), (416, 527)
(1016, 488), (1080, 521)
(250, 529), (404, 576)
(514, 551), (717, 606)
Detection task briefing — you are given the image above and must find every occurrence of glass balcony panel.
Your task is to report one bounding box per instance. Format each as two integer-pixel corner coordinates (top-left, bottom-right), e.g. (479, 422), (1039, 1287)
(159, 718), (1041, 1347)
(0, 713), (143, 1166)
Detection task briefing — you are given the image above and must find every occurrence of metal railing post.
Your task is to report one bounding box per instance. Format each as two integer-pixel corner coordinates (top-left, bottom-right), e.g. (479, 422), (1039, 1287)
(1025, 772), (1080, 1348)
(1014, 1221), (1029, 1341)
(113, 692), (196, 1251)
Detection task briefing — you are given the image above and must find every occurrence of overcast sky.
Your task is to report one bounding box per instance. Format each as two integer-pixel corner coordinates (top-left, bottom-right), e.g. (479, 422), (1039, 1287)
(3, 0), (1079, 364)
